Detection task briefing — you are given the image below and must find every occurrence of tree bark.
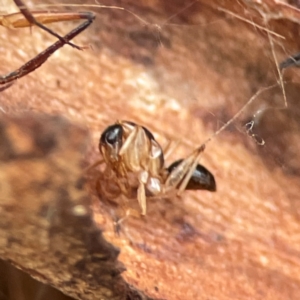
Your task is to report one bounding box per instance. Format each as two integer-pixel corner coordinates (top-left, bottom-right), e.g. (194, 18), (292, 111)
(0, 0), (300, 299)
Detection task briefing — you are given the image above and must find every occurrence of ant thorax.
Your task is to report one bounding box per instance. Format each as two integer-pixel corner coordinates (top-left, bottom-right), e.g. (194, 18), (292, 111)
(97, 120), (216, 215)
(100, 121), (164, 175)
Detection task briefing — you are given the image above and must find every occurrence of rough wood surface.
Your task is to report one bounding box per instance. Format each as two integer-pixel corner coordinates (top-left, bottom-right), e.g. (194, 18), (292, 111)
(0, 0), (300, 300)
(0, 114), (127, 300)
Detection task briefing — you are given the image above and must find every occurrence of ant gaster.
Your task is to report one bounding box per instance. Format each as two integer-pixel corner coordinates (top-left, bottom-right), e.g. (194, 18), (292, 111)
(98, 120), (216, 215)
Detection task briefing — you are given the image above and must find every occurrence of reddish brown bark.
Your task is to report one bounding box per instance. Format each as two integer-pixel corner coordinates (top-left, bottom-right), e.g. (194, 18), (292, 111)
(0, 0), (300, 299)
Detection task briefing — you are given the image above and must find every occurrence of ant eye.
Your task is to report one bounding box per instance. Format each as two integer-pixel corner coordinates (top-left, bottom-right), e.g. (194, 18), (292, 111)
(167, 159), (216, 192)
(100, 124), (123, 146)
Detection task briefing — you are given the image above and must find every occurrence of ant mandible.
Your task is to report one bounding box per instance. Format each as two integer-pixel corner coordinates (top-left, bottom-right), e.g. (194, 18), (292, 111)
(0, 0), (95, 87)
(95, 120), (216, 215)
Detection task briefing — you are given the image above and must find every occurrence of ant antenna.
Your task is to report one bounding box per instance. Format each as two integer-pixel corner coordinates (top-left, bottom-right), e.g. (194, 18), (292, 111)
(201, 84), (278, 149)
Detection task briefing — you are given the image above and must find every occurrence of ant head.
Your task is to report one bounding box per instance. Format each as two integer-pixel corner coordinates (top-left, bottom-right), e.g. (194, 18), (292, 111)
(99, 123), (123, 163)
(167, 159), (216, 192)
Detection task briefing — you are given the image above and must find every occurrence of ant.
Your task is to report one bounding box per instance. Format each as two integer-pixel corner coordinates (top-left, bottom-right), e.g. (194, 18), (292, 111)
(92, 120), (216, 216)
(0, 0), (95, 87)
(88, 85), (277, 217)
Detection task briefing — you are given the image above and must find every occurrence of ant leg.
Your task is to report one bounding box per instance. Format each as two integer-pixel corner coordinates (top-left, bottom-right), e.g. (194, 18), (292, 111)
(164, 145), (205, 194)
(163, 139), (181, 160)
(177, 145), (206, 193)
(0, 11), (95, 85)
(114, 208), (141, 235)
(119, 124), (152, 170)
(116, 179), (132, 198)
(95, 166), (122, 200)
(96, 178), (122, 202)
(13, 0), (84, 50)
(84, 159), (104, 173)
(118, 125), (140, 155)
(137, 171), (149, 215)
